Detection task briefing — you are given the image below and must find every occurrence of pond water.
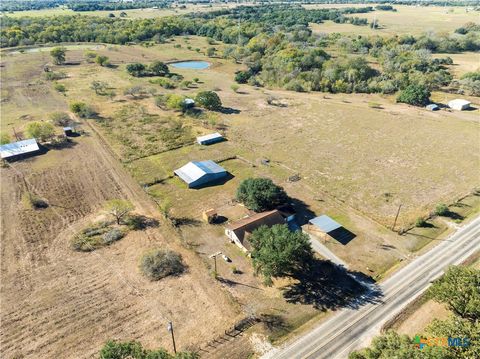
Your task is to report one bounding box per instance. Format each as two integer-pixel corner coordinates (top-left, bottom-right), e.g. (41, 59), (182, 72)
(170, 61), (210, 70)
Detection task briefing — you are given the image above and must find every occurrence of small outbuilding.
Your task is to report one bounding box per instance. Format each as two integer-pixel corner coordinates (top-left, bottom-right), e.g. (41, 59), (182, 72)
(0, 138), (40, 160)
(63, 127), (75, 136)
(174, 160), (227, 188)
(196, 132), (224, 145)
(307, 215), (355, 245)
(448, 99), (471, 111)
(184, 98), (195, 109)
(203, 209), (218, 224)
(426, 104), (439, 111)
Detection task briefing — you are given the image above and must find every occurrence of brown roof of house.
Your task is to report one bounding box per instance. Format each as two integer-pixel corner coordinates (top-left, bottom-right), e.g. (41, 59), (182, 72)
(226, 210), (285, 244)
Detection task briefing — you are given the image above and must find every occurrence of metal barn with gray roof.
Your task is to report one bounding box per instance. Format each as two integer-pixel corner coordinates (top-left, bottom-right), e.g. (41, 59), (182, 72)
(0, 138), (40, 160)
(174, 160), (227, 188)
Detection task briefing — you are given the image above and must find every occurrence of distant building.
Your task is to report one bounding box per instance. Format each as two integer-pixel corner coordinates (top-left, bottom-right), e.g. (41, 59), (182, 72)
(307, 215), (343, 241)
(174, 160), (227, 188)
(426, 104), (439, 111)
(196, 132), (224, 145)
(184, 98), (195, 109)
(63, 127), (74, 136)
(225, 210), (285, 253)
(448, 99), (471, 111)
(0, 138), (40, 160)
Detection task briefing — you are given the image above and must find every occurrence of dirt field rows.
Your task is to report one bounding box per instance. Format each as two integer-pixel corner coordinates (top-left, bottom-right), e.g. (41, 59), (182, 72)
(0, 135), (239, 358)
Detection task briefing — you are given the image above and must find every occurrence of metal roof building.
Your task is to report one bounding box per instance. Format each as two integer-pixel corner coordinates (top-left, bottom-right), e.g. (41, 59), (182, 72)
(174, 160), (227, 188)
(448, 99), (471, 111)
(196, 132), (224, 145)
(309, 215), (342, 233)
(0, 139), (40, 159)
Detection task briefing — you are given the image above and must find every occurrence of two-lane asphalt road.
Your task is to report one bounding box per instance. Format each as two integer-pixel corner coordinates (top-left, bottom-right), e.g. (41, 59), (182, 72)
(263, 216), (480, 359)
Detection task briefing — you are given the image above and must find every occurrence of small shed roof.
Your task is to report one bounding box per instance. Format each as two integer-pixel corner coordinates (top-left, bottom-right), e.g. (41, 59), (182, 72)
(448, 99), (471, 108)
(174, 160), (225, 185)
(309, 215), (342, 233)
(426, 104), (439, 111)
(197, 132), (223, 143)
(184, 98), (195, 105)
(0, 138), (39, 159)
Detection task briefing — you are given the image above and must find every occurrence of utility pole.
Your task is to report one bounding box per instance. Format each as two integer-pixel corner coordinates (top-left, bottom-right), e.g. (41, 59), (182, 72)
(392, 204), (402, 231)
(167, 321), (177, 354)
(209, 251), (221, 276)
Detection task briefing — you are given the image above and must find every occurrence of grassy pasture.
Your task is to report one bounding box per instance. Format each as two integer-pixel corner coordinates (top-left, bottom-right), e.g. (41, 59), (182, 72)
(309, 5), (479, 36)
(2, 39), (479, 274)
(2, 3), (240, 18)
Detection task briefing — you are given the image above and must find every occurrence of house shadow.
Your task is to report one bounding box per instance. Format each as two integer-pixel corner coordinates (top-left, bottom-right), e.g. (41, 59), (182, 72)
(212, 215), (228, 225)
(328, 227), (356, 245)
(191, 172), (234, 189)
(282, 259), (382, 312)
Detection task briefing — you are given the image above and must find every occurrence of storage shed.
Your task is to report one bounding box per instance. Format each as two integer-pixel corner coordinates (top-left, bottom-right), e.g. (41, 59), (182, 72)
(448, 99), (471, 111)
(0, 138), (40, 160)
(174, 160), (227, 188)
(426, 104), (439, 111)
(196, 132), (224, 145)
(309, 215), (342, 233)
(307, 215), (355, 245)
(63, 127), (74, 136)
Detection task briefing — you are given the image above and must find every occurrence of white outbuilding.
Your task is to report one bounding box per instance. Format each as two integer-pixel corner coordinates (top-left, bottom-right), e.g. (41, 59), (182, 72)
(0, 138), (40, 160)
(448, 99), (471, 111)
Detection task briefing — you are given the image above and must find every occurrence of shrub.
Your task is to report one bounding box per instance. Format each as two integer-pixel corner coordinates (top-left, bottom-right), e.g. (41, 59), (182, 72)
(70, 101), (96, 118)
(49, 112), (71, 126)
(26, 121), (55, 141)
(95, 55), (110, 67)
(102, 228), (125, 244)
(22, 192), (48, 209)
(415, 217), (428, 227)
(236, 177), (288, 212)
(396, 84), (431, 106)
(195, 91), (222, 111)
(140, 249), (185, 281)
(166, 94), (187, 111)
(0, 133), (11, 145)
(71, 221), (125, 252)
(434, 203), (449, 216)
(231, 84), (239, 93)
(54, 83), (66, 93)
(235, 71), (251, 84)
(45, 71), (67, 81)
(126, 63), (147, 77)
(150, 77), (176, 89)
(148, 61), (169, 76)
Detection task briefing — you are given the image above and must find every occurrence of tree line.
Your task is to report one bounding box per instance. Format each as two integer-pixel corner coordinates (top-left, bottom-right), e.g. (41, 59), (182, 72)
(1, 6), (478, 99)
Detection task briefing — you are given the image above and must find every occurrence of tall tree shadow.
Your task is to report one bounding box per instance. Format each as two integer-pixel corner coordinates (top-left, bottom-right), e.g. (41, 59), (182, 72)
(282, 259), (383, 311)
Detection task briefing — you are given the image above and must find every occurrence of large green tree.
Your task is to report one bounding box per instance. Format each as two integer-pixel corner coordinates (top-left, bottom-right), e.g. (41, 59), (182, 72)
(195, 91), (222, 111)
(236, 177), (288, 212)
(396, 84), (431, 106)
(427, 265), (480, 320)
(148, 61), (169, 76)
(250, 224), (313, 285)
(50, 46), (66, 65)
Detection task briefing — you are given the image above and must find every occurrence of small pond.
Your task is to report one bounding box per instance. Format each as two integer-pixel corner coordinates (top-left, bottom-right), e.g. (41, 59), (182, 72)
(170, 61), (210, 70)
